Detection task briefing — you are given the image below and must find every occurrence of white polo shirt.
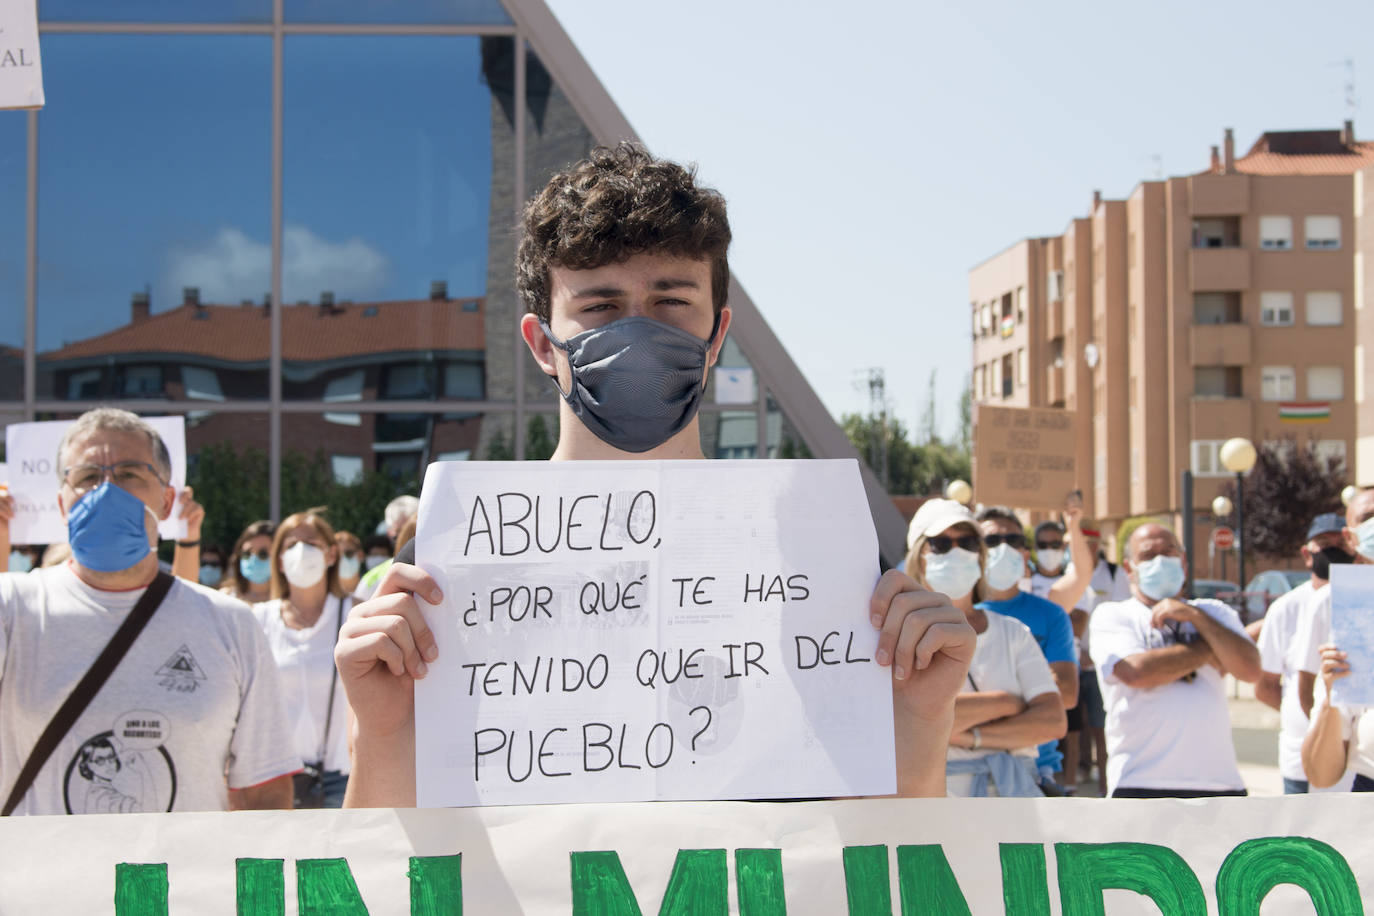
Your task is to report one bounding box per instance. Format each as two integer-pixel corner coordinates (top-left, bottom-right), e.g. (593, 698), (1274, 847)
(1257, 580), (1316, 781)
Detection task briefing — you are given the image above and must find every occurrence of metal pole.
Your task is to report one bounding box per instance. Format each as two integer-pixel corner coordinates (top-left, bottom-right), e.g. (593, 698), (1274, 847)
(1236, 471), (1246, 619)
(1182, 470), (1195, 598)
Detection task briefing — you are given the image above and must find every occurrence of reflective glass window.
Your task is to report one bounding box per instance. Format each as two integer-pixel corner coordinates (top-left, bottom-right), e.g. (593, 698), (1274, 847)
(0, 113), (22, 400)
(767, 393), (812, 459)
(283, 36), (495, 401)
(36, 35), (271, 401)
(702, 409), (759, 460)
(39, 0), (271, 23)
(285, 0), (511, 25)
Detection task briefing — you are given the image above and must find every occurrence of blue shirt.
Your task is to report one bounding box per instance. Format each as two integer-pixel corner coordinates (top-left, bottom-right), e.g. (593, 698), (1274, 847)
(978, 591), (1076, 666)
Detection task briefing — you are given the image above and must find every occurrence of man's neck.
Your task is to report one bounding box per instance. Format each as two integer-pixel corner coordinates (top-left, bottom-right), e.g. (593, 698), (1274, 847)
(70, 553), (160, 591)
(550, 405), (706, 461)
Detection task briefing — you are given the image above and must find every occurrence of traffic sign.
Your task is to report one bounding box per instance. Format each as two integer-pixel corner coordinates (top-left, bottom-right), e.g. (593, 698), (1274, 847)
(1213, 526), (1235, 550)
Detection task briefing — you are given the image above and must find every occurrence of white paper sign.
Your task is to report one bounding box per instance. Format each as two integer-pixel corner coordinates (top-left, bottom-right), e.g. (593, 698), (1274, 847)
(1329, 564), (1374, 707)
(4, 416), (188, 545)
(415, 459), (892, 807)
(0, 0), (44, 110)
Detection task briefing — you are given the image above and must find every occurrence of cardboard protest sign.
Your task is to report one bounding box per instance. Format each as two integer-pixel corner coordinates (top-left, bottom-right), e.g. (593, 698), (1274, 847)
(973, 404), (1077, 510)
(0, 798), (1369, 912)
(1329, 565), (1374, 707)
(0, 0), (43, 110)
(415, 459), (893, 807)
(4, 416), (189, 545)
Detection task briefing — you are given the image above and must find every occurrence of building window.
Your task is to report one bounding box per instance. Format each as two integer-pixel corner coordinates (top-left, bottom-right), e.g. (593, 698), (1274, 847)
(1195, 366), (1242, 398)
(1017, 348), (1027, 387)
(1259, 291), (1294, 326)
(1193, 217), (1240, 248)
(1016, 286), (1026, 324)
(1306, 291), (1342, 326)
(1261, 366), (1296, 401)
(66, 368), (102, 400)
(331, 454), (364, 484)
(1195, 292), (1242, 324)
(1048, 270), (1064, 302)
(1307, 366), (1344, 400)
(118, 365), (164, 398)
(1305, 215), (1341, 250)
(980, 303), (991, 336)
(1259, 216), (1293, 250)
(1315, 439), (1348, 467)
(1001, 354), (1014, 398)
(181, 366), (225, 401)
(1191, 440), (1228, 477)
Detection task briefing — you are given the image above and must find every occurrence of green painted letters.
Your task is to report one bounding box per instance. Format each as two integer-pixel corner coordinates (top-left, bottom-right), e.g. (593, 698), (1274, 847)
(1056, 843), (1206, 916)
(895, 845), (971, 916)
(1216, 837), (1364, 916)
(408, 854), (463, 916)
(570, 849), (727, 916)
(297, 858), (369, 915)
(998, 844), (1050, 916)
(842, 845), (891, 916)
(236, 858), (284, 916)
(114, 863), (168, 916)
(736, 849), (787, 916)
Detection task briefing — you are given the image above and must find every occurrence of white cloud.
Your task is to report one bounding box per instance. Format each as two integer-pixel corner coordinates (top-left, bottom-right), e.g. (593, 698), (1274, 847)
(164, 224), (389, 305)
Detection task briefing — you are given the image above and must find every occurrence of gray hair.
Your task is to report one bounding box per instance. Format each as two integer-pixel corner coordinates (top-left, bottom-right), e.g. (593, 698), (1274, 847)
(57, 408), (172, 483)
(384, 494), (419, 529)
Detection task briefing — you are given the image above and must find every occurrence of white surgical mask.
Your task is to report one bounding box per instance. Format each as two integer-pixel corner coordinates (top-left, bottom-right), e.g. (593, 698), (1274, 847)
(923, 547), (983, 600)
(281, 542), (327, 590)
(1135, 555), (1185, 602)
(1037, 548), (1066, 573)
(1355, 517), (1374, 561)
(338, 555), (361, 580)
(983, 544), (1026, 593)
(364, 554), (387, 570)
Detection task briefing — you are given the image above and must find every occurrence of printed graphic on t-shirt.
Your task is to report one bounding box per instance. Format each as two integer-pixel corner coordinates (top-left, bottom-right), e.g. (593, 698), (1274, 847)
(62, 710), (177, 814)
(155, 644), (206, 693)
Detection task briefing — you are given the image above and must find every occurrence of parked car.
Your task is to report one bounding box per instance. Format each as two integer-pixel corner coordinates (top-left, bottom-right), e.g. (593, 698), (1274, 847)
(1242, 569), (1308, 621)
(1191, 578), (1242, 613)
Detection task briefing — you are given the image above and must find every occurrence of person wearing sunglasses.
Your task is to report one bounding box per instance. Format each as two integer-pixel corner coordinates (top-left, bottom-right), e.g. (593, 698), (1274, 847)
(904, 499), (1065, 797)
(0, 408), (296, 813)
(973, 506), (1079, 795)
(225, 521), (275, 604)
(1089, 523), (1260, 798)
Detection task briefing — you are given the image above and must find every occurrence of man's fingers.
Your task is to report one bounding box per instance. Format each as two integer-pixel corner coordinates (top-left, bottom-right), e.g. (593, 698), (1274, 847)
(340, 608), (427, 679)
(879, 589), (962, 673)
(913, 617), (977, 672)
(351, 591), (439, 665)
(869, 569), (913, 629)
(375, 562), (444, 606)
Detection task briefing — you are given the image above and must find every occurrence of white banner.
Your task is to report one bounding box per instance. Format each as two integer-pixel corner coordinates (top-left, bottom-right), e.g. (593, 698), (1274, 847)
(4, 416), (189, 545)
(0, 798), (1368, 913)
(1330, 565), (1374, 707)
(0, 0), (43, 110)
(415, 459), (892, 807)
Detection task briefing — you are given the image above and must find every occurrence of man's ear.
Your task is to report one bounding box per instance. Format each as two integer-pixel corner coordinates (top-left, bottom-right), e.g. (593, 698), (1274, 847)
(520, 312), (560, 378)
(1345, 527), (1358, 555)
(1121, 556), (1133, 576)
(160, 485), (175, 522)
(57, 490), (67, 520)
(705, 307), (732, 368)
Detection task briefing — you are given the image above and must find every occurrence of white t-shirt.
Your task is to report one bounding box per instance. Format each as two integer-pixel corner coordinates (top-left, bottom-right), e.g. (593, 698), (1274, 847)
(949, 611), (1059, 766)
(1257, 580), (1316, 780)
(0, 565), (299, 815)
(1310, 677), (1374, 781)
(1089, 596), (1249, 793)
(1294, 585), (1332, 677)
(251, 596), (352, 774)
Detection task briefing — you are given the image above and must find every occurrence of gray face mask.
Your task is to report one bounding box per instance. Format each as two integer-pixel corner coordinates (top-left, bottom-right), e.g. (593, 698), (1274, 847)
(539, 315), (720, 453)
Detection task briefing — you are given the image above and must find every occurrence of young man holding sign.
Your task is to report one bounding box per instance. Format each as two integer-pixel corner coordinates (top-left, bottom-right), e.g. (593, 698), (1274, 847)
(337, 144), (976, 805)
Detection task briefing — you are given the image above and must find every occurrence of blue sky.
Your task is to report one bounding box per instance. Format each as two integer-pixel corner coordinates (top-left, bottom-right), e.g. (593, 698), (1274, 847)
(545, 0), (1373, 441)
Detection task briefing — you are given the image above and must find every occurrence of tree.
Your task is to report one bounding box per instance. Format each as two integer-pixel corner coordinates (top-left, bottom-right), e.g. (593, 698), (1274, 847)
(957, 374), (972, 458)
(1221, 436), (1345, 560)
(525, 415), (556, 461)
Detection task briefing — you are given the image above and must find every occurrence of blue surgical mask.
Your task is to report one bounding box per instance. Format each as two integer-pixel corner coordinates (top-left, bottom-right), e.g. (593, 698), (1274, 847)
(539, 315), (720, 453)
(8, 550), (32, 574)
(67, 481), (158, 573)
(1355, 517), (1374, 561)
(338, 555), (361, 580)
(923, 547), (983, 600)
(240, 554), (271, 585)
(198, 565), (223, 587)
(1135, 555), (1185, 602)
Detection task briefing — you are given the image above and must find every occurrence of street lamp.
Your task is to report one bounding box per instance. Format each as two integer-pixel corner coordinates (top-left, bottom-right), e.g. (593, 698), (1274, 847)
(945, 479), (973, 505)
(1342, 484), (1358, 507)
(1211, 495), (1233, 582)
(1219, 437), (1256, 616)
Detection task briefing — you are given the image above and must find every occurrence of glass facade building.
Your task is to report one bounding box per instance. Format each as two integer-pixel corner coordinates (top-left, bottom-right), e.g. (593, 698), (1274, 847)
(1, 0), (905, 563)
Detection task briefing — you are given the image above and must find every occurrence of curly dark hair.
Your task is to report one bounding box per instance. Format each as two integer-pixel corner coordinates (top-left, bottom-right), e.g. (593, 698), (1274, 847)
(515, 142), (732, 322)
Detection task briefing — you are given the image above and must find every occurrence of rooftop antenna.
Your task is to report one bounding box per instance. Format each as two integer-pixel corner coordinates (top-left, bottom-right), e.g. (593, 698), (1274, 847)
(1331, 58), (1357, 121)
(853, 367), (890, 489)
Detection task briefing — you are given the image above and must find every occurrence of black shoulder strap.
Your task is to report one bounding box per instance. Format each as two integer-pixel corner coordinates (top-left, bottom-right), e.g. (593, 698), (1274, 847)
(317, 595), (349, 762)
(2, 571), (175, 817)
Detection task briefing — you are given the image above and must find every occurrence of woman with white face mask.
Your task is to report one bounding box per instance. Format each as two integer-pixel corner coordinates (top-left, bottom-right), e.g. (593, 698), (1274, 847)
(904, 499), (1066, 798)
(334, 530), (364, 596)
(250, 511), (351, 808)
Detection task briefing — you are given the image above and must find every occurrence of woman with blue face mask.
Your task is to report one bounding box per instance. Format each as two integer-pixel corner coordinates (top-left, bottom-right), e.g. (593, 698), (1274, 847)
(250, 511), (351, 808)
(904, 499), (1067, 798)
(225, 520), (275, 604)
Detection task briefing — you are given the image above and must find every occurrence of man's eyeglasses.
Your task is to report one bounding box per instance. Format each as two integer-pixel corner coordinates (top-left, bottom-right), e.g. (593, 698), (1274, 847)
(984, 533), (1027, 550)
(62, 461), (166, 494)
(927, 533), (982, 554)
(1036, 539), (1065, 551)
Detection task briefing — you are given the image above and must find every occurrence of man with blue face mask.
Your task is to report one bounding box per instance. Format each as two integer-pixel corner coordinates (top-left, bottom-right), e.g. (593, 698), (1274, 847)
(333, 143), (978, 806)
(0, 408), (298, 814)
(1088, 523), (1261, 798)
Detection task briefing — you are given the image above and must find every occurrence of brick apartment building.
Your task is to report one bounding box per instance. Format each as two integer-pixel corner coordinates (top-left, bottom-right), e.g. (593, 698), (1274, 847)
(971, 123), (1374, 572)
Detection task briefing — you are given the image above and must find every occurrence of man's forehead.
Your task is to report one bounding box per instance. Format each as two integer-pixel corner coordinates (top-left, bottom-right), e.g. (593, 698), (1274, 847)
(1348, 490), (1374, 525)
(550, 253), (710, 291)
(1132, 527), (1179, 554)
(978, 518), (1020, 533)
(63, 428), (153, 464)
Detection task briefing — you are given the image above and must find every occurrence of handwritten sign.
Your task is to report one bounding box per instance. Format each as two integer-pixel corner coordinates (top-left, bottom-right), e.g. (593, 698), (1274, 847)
(4, 416), (188, 545)
(1329, 565), (1374, 707)
(0, 0), (44, 110)
(973, 404), (1077, 510)
(414, 459), (892, 807)
(0, 799), (1369, 913)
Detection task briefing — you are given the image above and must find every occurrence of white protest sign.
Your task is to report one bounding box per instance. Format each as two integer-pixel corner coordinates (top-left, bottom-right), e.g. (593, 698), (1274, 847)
(0, 798), (1370, 913)
(415, 459), (892, 807)
(4, 416), (188, 545)
(1329, 564), (1374, 707)
(0, 0), (44, 110)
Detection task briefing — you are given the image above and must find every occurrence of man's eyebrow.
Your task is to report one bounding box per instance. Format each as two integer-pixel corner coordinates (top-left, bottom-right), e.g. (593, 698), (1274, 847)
(569, 285), (628, 300)
(650, 277), (700, 291)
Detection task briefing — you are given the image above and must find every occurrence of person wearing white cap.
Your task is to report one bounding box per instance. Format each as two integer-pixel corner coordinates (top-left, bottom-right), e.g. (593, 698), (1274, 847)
(904, 499), (1066, 797)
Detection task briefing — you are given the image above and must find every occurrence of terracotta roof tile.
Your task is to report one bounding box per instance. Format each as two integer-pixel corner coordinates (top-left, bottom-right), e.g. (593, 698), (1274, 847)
(1198, 130), (1374, 176)
(39, 298), (485, 363)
